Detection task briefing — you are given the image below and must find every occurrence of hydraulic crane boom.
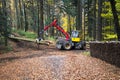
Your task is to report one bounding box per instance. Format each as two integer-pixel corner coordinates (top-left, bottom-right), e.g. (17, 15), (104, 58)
(43, 19), (70, 41)
(37, 19), (86, 50)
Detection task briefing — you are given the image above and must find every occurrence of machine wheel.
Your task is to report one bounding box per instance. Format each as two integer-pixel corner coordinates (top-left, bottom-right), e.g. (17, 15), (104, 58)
(56, 41), (63, 50)
(80, 45), (86, 50)
(80, 41), (86, 50)
(63, 41), (72, 50)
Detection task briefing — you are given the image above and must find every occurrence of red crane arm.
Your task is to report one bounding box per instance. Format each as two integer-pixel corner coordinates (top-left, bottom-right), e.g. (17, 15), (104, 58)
(43, 19), (70, 40)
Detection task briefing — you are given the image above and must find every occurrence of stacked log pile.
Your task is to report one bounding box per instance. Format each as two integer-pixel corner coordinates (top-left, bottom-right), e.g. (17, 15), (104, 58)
(90, 41), (120, 67)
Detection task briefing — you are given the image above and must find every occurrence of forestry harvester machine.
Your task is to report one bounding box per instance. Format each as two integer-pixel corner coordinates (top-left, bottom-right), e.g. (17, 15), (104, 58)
(36, 19), (86, 50)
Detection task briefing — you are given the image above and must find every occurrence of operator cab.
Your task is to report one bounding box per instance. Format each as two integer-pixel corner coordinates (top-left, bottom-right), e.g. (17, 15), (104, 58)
(71, 31), (79, 37)
(71, 31), (81, 42)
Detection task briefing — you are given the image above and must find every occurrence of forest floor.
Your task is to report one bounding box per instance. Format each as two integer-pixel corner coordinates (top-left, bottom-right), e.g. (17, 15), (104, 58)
(0, 40), (120, 80)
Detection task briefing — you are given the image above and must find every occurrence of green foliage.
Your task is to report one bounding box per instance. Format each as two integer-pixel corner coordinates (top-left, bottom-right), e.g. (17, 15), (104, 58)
(62, 0), (77, 16)
(0, 36), (5, 45)
(1, 0), (120, 42)
(102, 1), (120, 19)
(102, 25), (117, 40)
(102, 26), (114, 31)
(101, 1), (113, 18)
(82, 51), (90, 56)
(116, 3), (120, 9)
(101, 0), (120, 41)
(45, 18), (51, 25)
(103, 34), (117, 40)
(12, 29), (37, 39)
(101, 13), (113, 18)
(85, 36), (93, 41)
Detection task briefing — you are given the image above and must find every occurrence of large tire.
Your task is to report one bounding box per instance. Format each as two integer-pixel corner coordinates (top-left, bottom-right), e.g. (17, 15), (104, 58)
(80, 45), (86, 50)
(56, 41), (63, 50)
(63, 41), (72, 50)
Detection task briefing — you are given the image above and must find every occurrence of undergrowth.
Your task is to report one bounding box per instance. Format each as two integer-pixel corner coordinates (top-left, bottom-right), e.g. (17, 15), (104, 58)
(12, 28), (37, 39)
(0, 45), (13, 53)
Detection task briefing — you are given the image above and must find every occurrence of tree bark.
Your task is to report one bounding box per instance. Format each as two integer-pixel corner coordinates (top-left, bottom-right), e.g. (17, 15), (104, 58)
(23, 2), (28, 32)
(76, 0), (82, 31)
(14, 0), (21, 29)
(96, 0), (102, 41)
(93, 0), (96, 40)
(39, 0), (44, 38)
(18, 0), (23, 29)
(88, 0), (92, 38)
(109, 0), (120, 41)
(37, 1), (40, 38)
(2, 0), (8, 46)
(46, 2), (51, 37)
(31, 0), (36, 32)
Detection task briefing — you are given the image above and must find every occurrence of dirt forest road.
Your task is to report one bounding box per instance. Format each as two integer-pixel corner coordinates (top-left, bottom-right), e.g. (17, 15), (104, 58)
(0, 43), (120, 80)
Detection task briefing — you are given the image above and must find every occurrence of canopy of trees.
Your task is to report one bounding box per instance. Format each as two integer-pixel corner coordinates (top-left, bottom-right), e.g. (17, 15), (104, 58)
(0, 0), (120, 46)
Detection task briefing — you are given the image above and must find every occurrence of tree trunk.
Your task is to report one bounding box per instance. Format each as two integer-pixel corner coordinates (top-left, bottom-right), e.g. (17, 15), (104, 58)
(76, 0), (82, 31)
(88, 0), (92, 38)
(93, 0), (97, 40)
(50, 0), (55, 37)
(18, 0), (23, 29)
(96, 0), (102, 41)
(2, 0), (8, 46)
(46, 2), (51, 37)
(23, 2), (28, 32)
(31, 0), (36, 32)
(14, 0), (21, 29)
(109, 0), (120, 41)
(39, 0), (44, 38)
(37, 1), (40, 38)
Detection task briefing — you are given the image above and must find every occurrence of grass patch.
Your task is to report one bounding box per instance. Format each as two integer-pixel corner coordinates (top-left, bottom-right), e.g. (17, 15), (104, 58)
(12, 28), (37, 39)
(82, 51), (90, 56)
